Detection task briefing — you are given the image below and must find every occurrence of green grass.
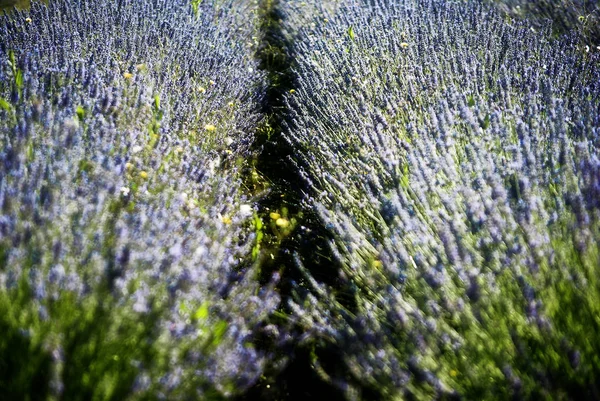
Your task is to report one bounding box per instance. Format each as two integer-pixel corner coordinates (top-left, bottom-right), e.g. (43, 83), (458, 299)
(0, 0), (31, 9)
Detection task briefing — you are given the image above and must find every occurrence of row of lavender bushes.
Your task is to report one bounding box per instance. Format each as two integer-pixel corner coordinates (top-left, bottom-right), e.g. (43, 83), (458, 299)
(0, 0), (282, 399)
(282, 0), (600, 399)
(4, 0), (600, 45)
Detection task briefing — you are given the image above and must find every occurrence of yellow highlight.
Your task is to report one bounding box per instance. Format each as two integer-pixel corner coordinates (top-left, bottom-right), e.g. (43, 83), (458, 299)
(123, 72), (134, 79)
(275, 218), (289, 228)
(194, 302), (209, 320)
(204, 124), (216, 132)
(269, 212), (281, 220)
(139, 171), (148, 179)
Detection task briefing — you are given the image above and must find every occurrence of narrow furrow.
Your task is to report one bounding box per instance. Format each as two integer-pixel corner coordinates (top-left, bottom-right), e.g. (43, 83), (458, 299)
(237, 0), (353, 399)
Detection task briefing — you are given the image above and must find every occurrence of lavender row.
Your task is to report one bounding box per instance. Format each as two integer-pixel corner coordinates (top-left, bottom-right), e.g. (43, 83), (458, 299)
(282, 0), (600, 399)
(0, 0), (279, 399)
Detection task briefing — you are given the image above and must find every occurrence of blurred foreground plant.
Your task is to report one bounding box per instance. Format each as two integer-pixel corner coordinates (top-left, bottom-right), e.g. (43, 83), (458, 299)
(282, 0), (600, 399)
(0, 0), (280, 399)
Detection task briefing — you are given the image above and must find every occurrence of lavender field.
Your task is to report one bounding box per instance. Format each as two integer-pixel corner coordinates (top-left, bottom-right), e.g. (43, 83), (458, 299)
(1, 0), (599, 400)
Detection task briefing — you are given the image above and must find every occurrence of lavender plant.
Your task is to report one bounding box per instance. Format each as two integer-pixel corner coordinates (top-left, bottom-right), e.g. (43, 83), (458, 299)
(0, 0), (280, 399)
(282, 0), (600, 399)
(489, 0), (600, 47)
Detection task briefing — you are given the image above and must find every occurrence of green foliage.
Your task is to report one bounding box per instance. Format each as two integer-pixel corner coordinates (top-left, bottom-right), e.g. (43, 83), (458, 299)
(191, 0), (202, 17)
(0, 278), (159, 401)
(0, 98), (11, 111)
(252, 213), (264, 261)
(0, 0), (32, 10)
(347, 25), (355, 41)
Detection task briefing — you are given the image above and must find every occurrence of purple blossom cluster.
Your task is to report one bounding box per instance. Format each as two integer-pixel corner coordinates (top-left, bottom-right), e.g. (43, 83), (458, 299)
(282, 0), (600, 398)
(0, 0), (278, 398)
